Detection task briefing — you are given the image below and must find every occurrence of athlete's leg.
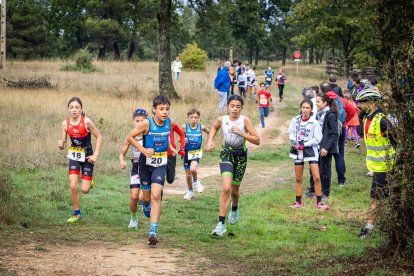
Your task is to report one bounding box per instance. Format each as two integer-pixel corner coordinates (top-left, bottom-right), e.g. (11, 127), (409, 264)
(230, 184), (240, 207)
(69, 174), (80, 210)
(294, 164), (304, 197)
(80, 161), (94, 194)
(259, 107), (265, 128)
(190, 160), (198, 180)
(185, 169), (193, 190)
(219, 175), (233, 217)
(130, 188), (139, 213)
(310, 163), (322, 196)
(264, 107), (269, 117)
(150, 183), (163, 223)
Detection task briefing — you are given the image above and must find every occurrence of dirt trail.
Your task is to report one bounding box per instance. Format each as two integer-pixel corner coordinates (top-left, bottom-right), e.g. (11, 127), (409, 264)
(1, 99), (290, 276)
(247, 99), (289, 149)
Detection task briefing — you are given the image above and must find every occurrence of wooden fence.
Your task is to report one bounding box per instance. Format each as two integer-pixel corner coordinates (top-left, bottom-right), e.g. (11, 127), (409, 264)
(325, 57), (382, 79)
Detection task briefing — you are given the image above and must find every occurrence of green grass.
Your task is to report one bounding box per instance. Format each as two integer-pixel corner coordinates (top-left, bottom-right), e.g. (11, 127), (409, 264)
(0, 81), (402, 275)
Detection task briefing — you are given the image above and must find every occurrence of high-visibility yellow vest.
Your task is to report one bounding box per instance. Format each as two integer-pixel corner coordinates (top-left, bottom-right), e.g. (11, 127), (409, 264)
(364, 113), (396, 172)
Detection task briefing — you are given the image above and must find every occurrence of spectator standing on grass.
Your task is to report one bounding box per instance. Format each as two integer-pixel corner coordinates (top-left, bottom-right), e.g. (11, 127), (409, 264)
(315, 93), (339, 199)
(171, 56), (182, 81)
(237, 67), (247, 99)
(287, 100), (329, 210)
(229, 65), (237, 97)
(214, 61), (231, 112)
(276, 69), (287, 101)
(344, 89), (361, 148)
(58, 97), (103, 223)
(329, 76), (344, 97)
(356, 89), (396, 239)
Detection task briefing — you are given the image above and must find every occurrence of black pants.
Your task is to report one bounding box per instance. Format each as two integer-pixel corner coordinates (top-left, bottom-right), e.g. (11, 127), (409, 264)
(278, 84), (285, 98)
(166, 156), (176, 184)
(333, 129), (346, 184)
(308, 153), (333, 196)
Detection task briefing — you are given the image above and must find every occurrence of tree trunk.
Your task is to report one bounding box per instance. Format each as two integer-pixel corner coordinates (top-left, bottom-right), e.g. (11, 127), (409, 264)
(113, 41), (121, 61)
(308, 46), (314, 64)
(127, 41), (135, 61)
(98, 46), (106, 60)
(254, 45), (259, 65)
(157, 0), (179, 98)
(248, 45), (253, 65)
(282, 46), (287, 66)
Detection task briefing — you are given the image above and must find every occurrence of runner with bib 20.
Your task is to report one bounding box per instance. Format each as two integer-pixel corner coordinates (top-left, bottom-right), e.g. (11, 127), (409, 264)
(126, 95), (178, 246)
(58, 97), (103, 223)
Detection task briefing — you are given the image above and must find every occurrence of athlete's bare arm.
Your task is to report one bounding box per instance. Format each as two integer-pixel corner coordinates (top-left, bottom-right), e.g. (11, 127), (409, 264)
(58, 120), (67, 150)
(126, 119), (153, 158)
(205, 116), (222, 152)
(85, 118), (103, 163)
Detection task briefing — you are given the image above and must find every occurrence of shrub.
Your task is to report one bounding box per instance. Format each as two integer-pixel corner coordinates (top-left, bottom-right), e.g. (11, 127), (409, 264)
(180, 43), (208, 71)
(61, 49), (99, 73)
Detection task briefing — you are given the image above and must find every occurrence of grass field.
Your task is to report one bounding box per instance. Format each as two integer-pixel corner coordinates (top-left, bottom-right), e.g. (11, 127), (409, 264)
(0, 61), (400, 275)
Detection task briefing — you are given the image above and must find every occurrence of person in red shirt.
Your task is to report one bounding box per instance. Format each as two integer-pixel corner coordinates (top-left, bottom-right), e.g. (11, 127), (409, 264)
(256, 82), (272, 128)
(166, 123), (186, 184)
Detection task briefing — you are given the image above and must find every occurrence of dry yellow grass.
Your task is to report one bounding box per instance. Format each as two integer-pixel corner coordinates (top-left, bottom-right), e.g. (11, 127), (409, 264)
(0, 61), (266, 171)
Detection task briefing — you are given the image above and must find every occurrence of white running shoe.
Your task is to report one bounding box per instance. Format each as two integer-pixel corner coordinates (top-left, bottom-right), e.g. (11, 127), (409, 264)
(128, 219), (138, 229)
(193, 180), (204, 193)
(183, 190), (194, 200)
(211, 222), (226, 236)
(228, 209), (239, 225)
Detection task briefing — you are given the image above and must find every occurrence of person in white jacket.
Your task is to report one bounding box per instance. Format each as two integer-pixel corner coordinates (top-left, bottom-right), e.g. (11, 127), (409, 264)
(287, 99), (329, 210)
(171, 56), (183, 81)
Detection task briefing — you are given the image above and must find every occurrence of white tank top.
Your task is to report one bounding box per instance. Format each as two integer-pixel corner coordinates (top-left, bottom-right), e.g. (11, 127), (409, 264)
(131, 138), (143, 162)
(222, 115), (245, 149)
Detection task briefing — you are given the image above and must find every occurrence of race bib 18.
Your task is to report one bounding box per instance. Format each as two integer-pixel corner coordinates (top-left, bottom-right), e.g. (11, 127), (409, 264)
(67, 147), (86, 162)
(188, 149), (203, 160)
(146, 151), (167, 167)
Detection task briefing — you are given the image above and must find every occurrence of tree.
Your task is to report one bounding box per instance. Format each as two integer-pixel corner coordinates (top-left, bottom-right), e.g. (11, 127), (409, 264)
(157, 0), (179, 98)
(373, 0), (414, 259)
(7, 0), (57, 59)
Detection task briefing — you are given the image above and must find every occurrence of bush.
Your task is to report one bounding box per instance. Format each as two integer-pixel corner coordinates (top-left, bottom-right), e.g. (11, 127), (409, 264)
(61, 49), (99, 73)
(180, 43), (208, 71)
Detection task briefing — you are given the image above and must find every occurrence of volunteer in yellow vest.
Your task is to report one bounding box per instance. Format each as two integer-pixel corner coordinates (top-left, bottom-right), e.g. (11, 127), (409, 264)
(356, 89), (396, 238)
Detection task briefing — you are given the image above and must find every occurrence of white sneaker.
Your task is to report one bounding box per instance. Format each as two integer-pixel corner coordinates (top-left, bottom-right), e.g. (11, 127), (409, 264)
(193, 180), (203, 193)
(228, 209), (239, 225)
(128, 219), (138, 229)
(366, 171), (374, 177)
(183, 190), (194, 200)
(211, 222), (226, 236)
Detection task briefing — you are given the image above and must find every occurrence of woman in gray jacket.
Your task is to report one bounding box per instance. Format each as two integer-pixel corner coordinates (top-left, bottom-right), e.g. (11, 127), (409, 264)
(288, 100), (330, 210)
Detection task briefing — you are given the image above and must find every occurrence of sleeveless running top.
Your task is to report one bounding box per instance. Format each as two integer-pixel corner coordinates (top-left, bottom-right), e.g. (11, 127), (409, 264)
(185, 123), (202, 151)
(131, 137), (143, 162)
(66, 116), (93, 156)
(144, 117), (171, 152)
(222, 115), (245, 149)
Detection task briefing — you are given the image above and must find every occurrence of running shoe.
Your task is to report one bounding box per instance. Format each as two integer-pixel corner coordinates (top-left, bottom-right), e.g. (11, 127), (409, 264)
(228, 209), (239, 225)
(339, 182), (345, 187)
(321, 194), (329, 201)
(148, 231), (159, 245)
(183, 190), (194, 200)
(354, 143), (361, 149)
(90, 180), (95, 189)
(128, 219), (138, 229)
(193, 180), (204, 193)
(67, 214), (81, 223)
(366, 171), (374, 177)
(359, 227), (373, 239)
(142, 202), (151, 218)
(211, 222), (226, 237)
(288, 202), (303, 208)
(316, 202), (330, 210)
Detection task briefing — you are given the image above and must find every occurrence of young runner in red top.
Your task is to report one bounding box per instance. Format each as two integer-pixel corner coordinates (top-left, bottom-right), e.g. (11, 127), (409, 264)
(257, 82), (272, 128)
(58, 97), (103, 223)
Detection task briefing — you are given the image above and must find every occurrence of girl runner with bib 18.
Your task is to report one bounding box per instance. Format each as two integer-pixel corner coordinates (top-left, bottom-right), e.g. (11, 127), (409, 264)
(58, 97), (103, 223)
(126, 95), (178, 246)
(206, 95), (260, 237)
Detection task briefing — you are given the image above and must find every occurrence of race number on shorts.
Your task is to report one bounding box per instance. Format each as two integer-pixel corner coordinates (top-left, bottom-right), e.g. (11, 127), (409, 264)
(146, 151), (167, 167)
(67, 147), (86, 162)
(188, 149), (203, 160)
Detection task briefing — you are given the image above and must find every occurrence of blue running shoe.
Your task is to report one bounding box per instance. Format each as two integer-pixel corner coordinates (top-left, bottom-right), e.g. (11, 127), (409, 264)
(148, 231), (159, 245)
(142, 202), (151, 218)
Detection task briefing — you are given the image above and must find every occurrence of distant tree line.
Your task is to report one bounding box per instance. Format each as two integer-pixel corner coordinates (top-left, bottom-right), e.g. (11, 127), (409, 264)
(4, 0), (383, 68)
